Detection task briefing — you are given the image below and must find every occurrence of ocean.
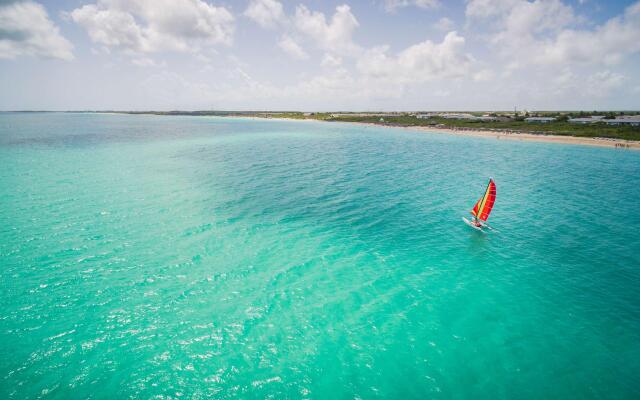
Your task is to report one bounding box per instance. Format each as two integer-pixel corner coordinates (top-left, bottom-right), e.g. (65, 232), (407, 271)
(1, 112), (639, 399)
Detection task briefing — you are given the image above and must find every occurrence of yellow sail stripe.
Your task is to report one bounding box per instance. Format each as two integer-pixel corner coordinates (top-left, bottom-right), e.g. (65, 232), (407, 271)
(477, 182), (491, 220)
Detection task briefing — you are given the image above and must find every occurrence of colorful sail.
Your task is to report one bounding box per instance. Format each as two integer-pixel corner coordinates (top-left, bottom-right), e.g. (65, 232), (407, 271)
(471, 179), (496, 222)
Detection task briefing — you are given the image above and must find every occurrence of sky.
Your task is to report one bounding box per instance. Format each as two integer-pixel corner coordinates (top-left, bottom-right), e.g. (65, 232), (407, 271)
(0, 0), (639, 111)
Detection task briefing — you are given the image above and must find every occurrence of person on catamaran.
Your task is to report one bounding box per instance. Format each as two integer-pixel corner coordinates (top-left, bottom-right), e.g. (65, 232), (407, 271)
(463, 178), (496, 230)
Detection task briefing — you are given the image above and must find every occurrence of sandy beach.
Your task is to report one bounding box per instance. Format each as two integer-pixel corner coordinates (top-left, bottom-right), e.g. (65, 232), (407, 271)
(418, 126), (640, 149)
(259, 117), (640, 150)
(333, 120), (640, 150)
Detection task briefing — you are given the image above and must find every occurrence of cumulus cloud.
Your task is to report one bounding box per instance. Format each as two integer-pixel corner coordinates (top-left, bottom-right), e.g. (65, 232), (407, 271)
(384, 0), (440, 12)
(536, 1), (640, 65)
(197, 6), (480, 105)
(434, 17), (454, 31)
(131, 56), (165, 67)
(493, 0), (576, 38)
(546, 67), (626, 99)
(247, 3), (361, 59)
(473, 69), (494, 81)
(465, 0), (518, 19)
(294, 4), (360, 55)
(278, 35), (308, 60)
(585, 70), (626, 97)
(467, 0), (640, 67)
(321, 53), (342, 68)
(466, 0), (577, 45)
(0, 0), (73, 60)
(244, 0), (285, 28)
(6, 0), (635, 110)
(356, 31), (474, 83)
(71, 0), (234, 54)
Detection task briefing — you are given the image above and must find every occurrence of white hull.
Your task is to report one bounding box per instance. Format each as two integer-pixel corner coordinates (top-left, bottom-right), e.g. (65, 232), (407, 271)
(462, 217), (484, 232)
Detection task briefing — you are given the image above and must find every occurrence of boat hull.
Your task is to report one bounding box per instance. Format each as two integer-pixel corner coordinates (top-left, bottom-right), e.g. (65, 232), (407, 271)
(462, 217), (484, 232)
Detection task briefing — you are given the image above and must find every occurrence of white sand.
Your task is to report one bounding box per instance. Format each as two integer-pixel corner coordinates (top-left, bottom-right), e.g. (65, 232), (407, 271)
(328, 120), (640, 150)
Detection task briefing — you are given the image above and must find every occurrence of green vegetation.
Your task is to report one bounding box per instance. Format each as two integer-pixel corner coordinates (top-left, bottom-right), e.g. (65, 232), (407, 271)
(107, 110), (640, 141)
(322, 114), (640, 141)
(266, 112), (334, 120)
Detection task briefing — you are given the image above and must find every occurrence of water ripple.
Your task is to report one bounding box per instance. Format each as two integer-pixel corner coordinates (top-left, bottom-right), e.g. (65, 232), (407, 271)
(1, 114), (639, 399)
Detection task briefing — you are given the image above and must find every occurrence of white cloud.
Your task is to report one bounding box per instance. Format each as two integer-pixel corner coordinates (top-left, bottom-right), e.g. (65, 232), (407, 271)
(202, 26), (479, 107)
(0, 0), (73, 60)
(544, 67), (626, 98)
(4, 0), (637, 111)
(294, 4), (360, 55)
(356, 31), (474, 84)
(495, 0), (576, 38)
(278, 35), (308, 60)
(473, 69), (494, 81)
(71, 0), (234, 54)
(536, 1), (640, 65)
(248, 3), (361, 59)
(131, 56), (164, 67)
(465, 0), (518, 19)
(467, 0), (640, 68)
(434, 17), (454, 31)
(321, 53), (342, 68)
(384, 0), (440, 12)
(71, 5), (146, 52)
(466, 0), (577, 44)
(585, 70), (626, 97)
(244, 0), (285, 29)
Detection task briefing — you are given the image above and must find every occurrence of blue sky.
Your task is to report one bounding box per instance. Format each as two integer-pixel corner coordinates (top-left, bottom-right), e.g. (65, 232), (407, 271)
(1, 0), (639, 111)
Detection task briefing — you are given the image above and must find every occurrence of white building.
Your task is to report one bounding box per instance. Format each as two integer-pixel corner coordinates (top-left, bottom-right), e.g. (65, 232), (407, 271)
(605, 116), (640, 126)
(568, 116), (605, 124)
(525, 117), (556, 123)
(441, 113), (477, 120)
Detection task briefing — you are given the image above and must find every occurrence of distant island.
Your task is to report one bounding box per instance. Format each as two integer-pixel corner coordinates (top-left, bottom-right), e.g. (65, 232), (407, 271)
(100, 110), (640, 143)
(23, 109), (629, 149)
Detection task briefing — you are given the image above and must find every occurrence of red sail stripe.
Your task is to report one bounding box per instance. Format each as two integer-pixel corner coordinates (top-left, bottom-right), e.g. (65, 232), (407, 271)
(470, 179), (496, 221)
(479, 179), (496, 221)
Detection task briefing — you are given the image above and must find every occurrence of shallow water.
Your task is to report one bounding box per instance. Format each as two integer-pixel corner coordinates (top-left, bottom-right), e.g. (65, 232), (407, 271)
(1, 113), (639, 399)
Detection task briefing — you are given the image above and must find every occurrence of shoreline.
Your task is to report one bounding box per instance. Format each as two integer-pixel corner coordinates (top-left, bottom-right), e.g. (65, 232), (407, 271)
(86, 112), (640, 150)
(256, 117), (640, 150)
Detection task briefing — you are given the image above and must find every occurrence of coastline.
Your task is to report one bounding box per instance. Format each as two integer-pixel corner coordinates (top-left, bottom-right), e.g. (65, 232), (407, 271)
(257, 117), (640, 150)
(95, 112), (640, 150)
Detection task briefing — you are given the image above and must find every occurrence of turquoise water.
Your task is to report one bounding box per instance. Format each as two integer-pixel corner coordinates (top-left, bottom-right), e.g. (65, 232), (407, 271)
(1, 113), (639, 399)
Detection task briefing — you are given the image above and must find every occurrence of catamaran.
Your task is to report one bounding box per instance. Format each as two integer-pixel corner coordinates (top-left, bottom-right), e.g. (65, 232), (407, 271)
(463, 178), (496, 231)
